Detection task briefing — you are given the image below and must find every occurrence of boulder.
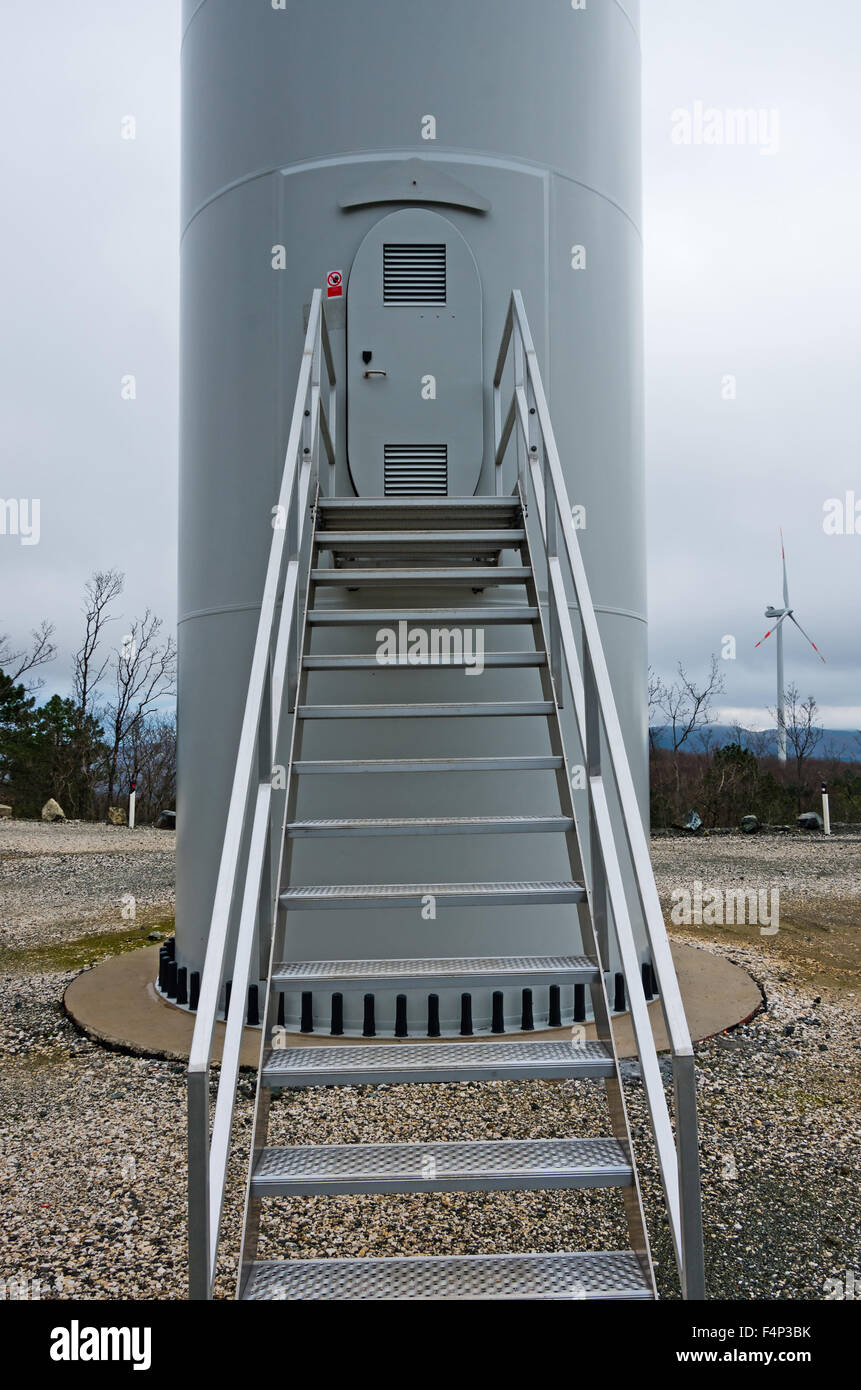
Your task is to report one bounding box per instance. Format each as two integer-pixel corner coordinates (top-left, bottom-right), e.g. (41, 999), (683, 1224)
(155, 809), (176, 830)
(41, 798), (65, 822)
(797, 811), (824, 832)
(740, 815), (760, 834)
(107, 806), (127, 826)
(0, 804), (11, 819)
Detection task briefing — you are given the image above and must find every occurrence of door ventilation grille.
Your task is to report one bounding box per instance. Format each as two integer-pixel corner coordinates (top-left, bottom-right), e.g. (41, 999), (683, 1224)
(383, 244), (446, 304)
(384, 445), (448, 496)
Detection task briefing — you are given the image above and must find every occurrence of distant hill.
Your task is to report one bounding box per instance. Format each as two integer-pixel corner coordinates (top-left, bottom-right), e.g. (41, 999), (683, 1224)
(650, 725), (860, 762)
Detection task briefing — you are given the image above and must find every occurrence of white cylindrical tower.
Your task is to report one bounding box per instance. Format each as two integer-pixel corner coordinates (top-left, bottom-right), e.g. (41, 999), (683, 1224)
(178, 0), (646, 1034)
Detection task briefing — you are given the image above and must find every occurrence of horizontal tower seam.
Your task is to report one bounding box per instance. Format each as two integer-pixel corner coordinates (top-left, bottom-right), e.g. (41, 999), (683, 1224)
(180, 149), (643, 246)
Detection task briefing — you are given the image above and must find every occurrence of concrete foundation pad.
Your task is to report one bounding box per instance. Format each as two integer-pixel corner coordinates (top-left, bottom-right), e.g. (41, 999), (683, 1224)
(64, 943), (762, 1065)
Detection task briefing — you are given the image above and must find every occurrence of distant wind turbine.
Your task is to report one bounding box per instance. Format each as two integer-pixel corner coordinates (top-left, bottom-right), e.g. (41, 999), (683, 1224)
(755, 530), (825, 762)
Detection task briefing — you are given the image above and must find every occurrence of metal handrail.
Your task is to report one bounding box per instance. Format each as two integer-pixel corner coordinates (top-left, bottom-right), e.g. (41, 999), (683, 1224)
(187, 289), (336, 1299)
(493, 291), (705, 1299)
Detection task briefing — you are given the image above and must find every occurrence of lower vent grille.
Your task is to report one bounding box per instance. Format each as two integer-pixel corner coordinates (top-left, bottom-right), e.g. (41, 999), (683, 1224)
(384, 445), (448, 497)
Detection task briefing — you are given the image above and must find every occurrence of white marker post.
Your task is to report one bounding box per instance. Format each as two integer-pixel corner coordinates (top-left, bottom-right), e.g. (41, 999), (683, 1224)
(129, 777), (137, 831)
(821, 782), (831, 836)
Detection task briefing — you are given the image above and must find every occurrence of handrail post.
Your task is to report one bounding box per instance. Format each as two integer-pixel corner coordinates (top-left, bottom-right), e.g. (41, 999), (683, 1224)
(513, 321), (528, 497)
(675, 1053), (706, 1299)
(584, 646), (609, 969)
(310, 330), (322, 473)
(257, 649), (274, 982)
(328, 373), (337, 499)
(187, 1066), (211, 1299)
(493, 374), (503, 495)
(543, 448), (563, 711)
(286, 460), (300, 715)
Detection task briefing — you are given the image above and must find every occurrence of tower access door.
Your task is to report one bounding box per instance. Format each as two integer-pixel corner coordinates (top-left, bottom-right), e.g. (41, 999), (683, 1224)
(347, 208), (484, 497)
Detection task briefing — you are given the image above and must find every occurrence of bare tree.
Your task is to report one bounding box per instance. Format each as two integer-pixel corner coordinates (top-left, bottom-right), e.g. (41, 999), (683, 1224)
(730, 723), (773, 760)
(647, 667), (663, 754)
(654, 657), (726, 815)
(119, 712), (176, 822)
(64, 569), (124, 816)
(778, 683), (823, 809)
(0, 620), (57, 691)
(103, 611), (177, 807)
(74, 570), (124, 723)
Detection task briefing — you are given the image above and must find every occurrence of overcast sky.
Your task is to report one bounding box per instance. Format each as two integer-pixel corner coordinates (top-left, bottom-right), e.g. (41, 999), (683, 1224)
(1, 1), (858, 728)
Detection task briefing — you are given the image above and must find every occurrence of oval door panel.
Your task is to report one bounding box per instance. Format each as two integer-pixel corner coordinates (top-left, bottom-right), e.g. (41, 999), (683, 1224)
(347, 208), (483, 497)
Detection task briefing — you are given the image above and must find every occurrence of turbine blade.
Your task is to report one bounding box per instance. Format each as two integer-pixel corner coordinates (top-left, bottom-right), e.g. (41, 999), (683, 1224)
(755, 612), (788, 648)
(788, 613), (826, 663)
(780, 528), (790, 608)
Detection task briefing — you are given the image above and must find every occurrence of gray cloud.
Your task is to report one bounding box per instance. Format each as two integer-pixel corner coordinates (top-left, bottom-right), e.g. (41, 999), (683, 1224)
(1, 0), (857, 728)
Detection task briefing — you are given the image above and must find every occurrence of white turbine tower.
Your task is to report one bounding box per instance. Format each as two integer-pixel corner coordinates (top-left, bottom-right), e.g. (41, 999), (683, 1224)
(755, 530), (826, 762)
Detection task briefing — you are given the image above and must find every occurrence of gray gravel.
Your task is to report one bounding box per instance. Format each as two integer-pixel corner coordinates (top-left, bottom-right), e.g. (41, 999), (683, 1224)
(0, 820), (175, 950)
(650, 831), (861, 927)
(0, 822), (858, 1300)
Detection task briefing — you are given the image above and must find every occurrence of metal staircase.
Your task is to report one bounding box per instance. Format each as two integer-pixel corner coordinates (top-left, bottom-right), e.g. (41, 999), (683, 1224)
(187, 290), (705, 1301)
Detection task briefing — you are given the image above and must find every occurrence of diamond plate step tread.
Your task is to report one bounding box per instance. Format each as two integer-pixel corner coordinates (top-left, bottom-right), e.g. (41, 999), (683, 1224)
(262, 1039), (615, 1087)
(307, 607), (537, 624)
(286, 815), (574, 838)
(297, 701), (555, 719)
(242, 1251), (652, 1300)
(251, 1138), (633, 1196)
(280, 880), (586, 909)
(301, 651), (546, 669)
(315, 530), (525, 547)
(294, 756), (563, 774)
(310, 567), (531, 584)
(272, 952), (597, 990)
(317, 497), (520, 513)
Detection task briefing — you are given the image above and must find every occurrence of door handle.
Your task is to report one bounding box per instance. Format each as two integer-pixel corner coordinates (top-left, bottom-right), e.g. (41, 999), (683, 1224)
(363, 369), (387, 378)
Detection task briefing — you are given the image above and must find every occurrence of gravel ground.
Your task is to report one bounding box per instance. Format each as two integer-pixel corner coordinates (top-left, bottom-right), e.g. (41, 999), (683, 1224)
(0, 820), (175, 952)
(0, 821), (858, 1301)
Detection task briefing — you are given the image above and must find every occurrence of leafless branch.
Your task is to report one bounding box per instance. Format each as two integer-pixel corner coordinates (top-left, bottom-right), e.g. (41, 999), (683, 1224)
(0, 620), (57, 691)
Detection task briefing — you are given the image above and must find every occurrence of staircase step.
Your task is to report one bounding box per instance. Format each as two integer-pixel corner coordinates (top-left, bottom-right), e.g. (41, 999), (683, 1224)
(263, 1039), (615, 1088)
(250, 1137), (632, 1197)
(294, 755), (564, 774)
(311, 567), (531, 585)
(316, 497), (522, 530)
(316, 530), (524, 547)
(286, 815), (573, 838)
(243, 1247), (652, 1300)
(242, 1250), (651, 1300)
(302, 651), (546, 669)
(297, 701), (554, 719)
(273, 952), (596, 990)
(281, 881), (586, 909)
(307, 606), (537, 625)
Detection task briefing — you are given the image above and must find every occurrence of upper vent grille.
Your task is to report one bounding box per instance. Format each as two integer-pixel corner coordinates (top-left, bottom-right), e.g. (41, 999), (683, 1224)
(383, 244), (446, 304)
(384, 445), (448, 496)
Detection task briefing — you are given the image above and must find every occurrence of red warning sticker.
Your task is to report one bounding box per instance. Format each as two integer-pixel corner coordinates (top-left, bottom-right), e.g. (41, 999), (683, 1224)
(327, 269), (344, 298)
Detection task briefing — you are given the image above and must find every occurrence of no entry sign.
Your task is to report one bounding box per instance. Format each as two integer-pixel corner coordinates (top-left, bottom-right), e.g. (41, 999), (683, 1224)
(327, 269), (344, 298)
